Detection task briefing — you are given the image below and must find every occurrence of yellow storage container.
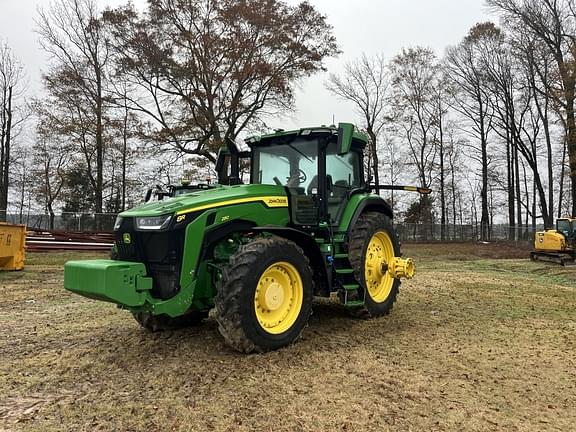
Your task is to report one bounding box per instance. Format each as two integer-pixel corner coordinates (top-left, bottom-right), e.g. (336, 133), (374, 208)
(0, 222), (26, 270)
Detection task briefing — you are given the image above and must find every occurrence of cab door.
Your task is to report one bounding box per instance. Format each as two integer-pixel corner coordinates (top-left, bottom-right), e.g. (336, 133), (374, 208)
(325, 142), (363, 225)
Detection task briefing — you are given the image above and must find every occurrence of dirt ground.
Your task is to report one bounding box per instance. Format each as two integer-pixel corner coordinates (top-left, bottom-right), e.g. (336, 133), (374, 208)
(1, 243), (575, 431)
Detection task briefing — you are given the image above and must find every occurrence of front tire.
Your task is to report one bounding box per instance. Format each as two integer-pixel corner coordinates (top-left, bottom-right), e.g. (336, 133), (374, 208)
(214, 236), (313, 353)
(348, 212), (401, 317)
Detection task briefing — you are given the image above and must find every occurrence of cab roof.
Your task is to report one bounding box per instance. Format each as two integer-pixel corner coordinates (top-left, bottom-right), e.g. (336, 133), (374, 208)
(245, 124), (368, 152)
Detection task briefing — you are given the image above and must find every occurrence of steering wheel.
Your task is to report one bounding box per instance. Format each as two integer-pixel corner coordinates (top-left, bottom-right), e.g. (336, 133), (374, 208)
(297, 169), (307, 183)
(273, 176), (283, 186)
(287, 169), (307, 184)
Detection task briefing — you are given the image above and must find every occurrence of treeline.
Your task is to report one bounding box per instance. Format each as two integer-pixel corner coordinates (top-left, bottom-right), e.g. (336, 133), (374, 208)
(1, 0), (576, 240)
(328, 0), (576, 240)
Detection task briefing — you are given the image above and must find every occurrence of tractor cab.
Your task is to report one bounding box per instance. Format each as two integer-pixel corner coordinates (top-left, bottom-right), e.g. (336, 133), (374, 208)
(216, 123), (366, 227)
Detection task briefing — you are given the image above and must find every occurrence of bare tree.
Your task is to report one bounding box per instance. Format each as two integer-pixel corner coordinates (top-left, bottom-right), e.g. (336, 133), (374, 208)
(487, 0), (576, 215)
(37, 0), (110, 221)
(431, 71), (452, 239)
(476, 24), (555, 232)
(389, 47), (440, 228)
(445, 24), (496, 241)
(0, 41), (26, 221)
(32, 101), (71, 229)
(389, 47), (439, 190)
(325, 53), (389, 188)
(103, 0), (339, 164)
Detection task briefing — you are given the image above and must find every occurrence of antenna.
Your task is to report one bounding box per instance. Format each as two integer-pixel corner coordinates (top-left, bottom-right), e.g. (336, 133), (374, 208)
(332, 114), (335, 125)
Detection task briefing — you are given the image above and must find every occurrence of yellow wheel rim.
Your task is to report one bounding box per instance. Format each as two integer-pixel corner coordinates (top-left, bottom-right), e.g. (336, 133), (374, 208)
(254, 261), (303, 335)
(364, 231), (395, 303)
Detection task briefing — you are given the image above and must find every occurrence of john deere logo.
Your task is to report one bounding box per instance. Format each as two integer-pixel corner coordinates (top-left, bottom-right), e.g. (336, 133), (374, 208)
(123, 233), (131, 244)
(266, 197), (288, 207)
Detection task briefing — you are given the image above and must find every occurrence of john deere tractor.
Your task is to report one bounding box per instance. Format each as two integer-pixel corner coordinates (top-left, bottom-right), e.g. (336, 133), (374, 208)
(64, 123), (428, 353)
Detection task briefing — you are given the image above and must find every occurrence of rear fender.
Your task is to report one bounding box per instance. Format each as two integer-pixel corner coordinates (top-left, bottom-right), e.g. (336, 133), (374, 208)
(339, 195), (393, 248)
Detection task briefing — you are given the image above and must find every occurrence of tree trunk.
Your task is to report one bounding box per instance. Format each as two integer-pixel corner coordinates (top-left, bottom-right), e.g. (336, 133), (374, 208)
(48, 202), (55, 230)
(559, 134), (567, 218)
(451, 161), (457, 241)
(0, 86), (12, 221)
(95, 69), (104, 229)
(367, 128), (379, 189)
(543, 102), (554, 226)
(439, 119), (446, 241)
(532, 178), (536, 231)
(18, 163), (25, 224)
(506, 113), (515, 240)
(480, 134), (489, 241)
(122, 102), (128, 211)
(514, 137), (522, 234)
(565, 93), (576, 216)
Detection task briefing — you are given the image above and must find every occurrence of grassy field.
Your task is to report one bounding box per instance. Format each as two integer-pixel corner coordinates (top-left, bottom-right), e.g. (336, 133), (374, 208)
(0, 244), (575, 431)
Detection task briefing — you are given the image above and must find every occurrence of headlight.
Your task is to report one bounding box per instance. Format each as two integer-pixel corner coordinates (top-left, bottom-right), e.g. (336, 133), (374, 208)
(135, 215), (172, 230)
(113, 216), (123, 231)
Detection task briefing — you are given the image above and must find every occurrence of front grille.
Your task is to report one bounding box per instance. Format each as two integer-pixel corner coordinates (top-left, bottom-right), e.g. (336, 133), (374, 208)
(114, 217), (185, 299)
(116, 241), (138, 261)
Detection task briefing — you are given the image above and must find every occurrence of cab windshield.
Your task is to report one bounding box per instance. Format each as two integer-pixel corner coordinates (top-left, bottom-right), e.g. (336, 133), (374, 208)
(252, 138), (318, 191)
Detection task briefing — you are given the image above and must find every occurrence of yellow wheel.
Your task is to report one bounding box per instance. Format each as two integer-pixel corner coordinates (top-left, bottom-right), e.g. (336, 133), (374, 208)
(215, 236), (313, 353)
(254, 262), (303, 334)
(364, 231), (395, 303)
(348, 212), (401, 317)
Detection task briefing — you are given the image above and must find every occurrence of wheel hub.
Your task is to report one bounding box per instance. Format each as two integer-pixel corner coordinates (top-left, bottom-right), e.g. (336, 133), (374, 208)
(263, 282), (285, 310)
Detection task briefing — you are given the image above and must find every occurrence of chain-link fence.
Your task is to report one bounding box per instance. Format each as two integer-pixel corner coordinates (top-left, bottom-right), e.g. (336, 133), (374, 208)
(0, 211), (543, 244)
(395, 223), (542, 244)
(0, 212), (118, 232)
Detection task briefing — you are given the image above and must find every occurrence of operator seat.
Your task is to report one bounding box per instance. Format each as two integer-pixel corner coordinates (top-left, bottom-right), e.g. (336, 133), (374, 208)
(327, 180), (349, 222)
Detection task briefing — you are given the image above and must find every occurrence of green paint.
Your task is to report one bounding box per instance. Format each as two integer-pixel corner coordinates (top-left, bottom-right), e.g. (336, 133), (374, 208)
(337, 193), (388, 233)
(64, 260), (152, 307)
(119, 183), (287, 218)
(337, 122), (355, 154)
(64, 197), (290, 318)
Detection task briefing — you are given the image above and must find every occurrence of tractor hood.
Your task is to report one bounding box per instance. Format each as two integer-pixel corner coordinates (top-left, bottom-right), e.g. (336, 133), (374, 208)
(119, 184), (288, 218)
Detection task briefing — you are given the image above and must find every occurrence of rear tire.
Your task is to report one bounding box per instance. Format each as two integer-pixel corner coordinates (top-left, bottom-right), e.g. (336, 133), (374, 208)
(214, 236), (313, 353)
(132, 310), (207, 332)
(348, 212), (401, 317)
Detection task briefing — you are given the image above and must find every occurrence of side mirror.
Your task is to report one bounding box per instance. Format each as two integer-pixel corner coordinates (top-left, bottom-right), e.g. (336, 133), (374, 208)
(337, 122), (354, 154)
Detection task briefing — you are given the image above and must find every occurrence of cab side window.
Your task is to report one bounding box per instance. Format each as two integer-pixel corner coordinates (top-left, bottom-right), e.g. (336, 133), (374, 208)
(326, 145), (361, 223)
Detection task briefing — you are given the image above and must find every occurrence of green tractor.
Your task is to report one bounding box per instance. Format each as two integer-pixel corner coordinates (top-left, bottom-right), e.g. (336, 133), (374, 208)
(64, 123), (429, 353)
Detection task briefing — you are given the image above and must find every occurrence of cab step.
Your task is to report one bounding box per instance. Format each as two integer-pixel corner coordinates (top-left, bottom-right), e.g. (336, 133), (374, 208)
(335, 268), (354, 275)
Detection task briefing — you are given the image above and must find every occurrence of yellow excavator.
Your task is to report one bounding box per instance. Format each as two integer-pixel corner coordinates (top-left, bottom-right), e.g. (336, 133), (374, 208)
(531, 217), (576, 265)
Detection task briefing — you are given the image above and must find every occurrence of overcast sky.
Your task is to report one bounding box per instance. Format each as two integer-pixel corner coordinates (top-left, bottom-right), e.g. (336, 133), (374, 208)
(0, 0), (492, 130)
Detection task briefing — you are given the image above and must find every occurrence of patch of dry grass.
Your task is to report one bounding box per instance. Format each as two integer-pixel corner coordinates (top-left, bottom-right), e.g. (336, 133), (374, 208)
(1, 246), (575, 431)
